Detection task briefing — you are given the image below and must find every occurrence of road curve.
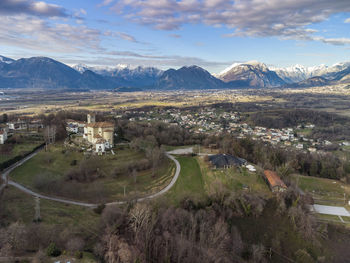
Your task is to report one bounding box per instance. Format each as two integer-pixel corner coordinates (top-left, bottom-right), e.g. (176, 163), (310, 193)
(1, 151), (181, 208)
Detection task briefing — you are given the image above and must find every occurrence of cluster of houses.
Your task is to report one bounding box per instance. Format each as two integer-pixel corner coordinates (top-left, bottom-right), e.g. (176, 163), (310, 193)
(66, 114), (115, 154)
(116, 107), (341, 154)
(0, 118), (44, 145)
(122, 106), (350, 154)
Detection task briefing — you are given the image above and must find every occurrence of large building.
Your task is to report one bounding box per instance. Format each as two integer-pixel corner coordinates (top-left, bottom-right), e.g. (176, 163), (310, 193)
(83, 114), (114, 153)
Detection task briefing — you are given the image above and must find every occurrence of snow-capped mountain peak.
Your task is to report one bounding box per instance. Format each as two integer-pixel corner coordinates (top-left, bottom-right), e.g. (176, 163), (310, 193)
(0, 55), (15, 64)
(72, 63), (90, 73)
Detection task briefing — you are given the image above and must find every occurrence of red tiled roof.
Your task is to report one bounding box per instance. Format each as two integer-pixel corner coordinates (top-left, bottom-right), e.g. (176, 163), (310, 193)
(264, 170), (287, 188)
(86, 122), (114, 128)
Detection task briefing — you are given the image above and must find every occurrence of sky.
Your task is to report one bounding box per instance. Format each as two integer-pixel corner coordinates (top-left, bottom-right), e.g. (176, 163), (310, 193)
(0, 0), (350, 73)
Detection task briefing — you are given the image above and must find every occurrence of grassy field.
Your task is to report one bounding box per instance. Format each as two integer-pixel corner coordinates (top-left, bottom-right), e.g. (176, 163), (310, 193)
(291, 174), (350, 207)
(0, 133), (43, 164)
(315, 214), (350, 227)
(1, 186), (99, 229)
(166, 156), (205, 204)
(0, 186), (100, 262)
(196, 156), (271, 197)
(9, 143), (175, 203)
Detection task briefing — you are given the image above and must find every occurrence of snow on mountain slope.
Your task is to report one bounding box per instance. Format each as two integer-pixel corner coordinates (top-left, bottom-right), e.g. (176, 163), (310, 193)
(272, 62), (350, 83)
(218, 61), (285, 87)
(0, 55), (14, 64)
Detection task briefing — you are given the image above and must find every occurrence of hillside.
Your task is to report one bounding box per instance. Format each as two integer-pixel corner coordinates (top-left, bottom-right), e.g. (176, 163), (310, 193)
(0, 55), (350, 90)
(218, 61), (286, 88)
(155, 65), (227, 90)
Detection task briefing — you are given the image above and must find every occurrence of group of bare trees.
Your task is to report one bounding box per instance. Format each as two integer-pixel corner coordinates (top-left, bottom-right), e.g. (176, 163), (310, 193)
(93, 184), (321, 263)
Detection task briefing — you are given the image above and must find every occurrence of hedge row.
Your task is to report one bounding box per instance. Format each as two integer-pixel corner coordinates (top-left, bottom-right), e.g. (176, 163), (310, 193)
(0, 143), (45, 171)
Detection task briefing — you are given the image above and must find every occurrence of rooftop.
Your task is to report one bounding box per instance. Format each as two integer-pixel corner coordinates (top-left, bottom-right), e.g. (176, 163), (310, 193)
(86, 122), (114, 128)
(209, 154), (247, 168)
(264, 170), (287, 189)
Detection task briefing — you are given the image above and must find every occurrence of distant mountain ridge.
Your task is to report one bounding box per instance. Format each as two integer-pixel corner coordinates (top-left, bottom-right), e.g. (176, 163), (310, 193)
(271, 62), (350, 83)
(0, 55), (350, 90)
(155, 65), (227, 90)
(217, 61), (286, 88)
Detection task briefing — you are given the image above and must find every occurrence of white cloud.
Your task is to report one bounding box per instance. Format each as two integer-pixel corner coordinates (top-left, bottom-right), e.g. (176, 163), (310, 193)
(313, 36), (350, 46)
(0, 0), (68, 17)
(98, 0), (115, 7)
(110, 0), (350, 45)
(0, 15), (101, 53)
(63, 52), (232, 71)
(345, 18), (350, 23)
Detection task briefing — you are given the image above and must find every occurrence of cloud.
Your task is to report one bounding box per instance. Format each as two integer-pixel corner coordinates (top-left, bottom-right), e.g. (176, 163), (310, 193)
(345, 18), (350, 23)
(103, 31), (142, 43)
(0, 15), (101, 53)
(313, 36), (350, 46)
(0, 0), (68, 17)
(169, 34), (181, 38)
(116, 32), (138, 42)
(111, 0), (350, 45)
(98, 0), (114, 7)
(100, 50), (231, 70)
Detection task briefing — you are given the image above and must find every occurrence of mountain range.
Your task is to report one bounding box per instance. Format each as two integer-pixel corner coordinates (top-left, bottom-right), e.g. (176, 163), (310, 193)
(0, 55), (349, 91)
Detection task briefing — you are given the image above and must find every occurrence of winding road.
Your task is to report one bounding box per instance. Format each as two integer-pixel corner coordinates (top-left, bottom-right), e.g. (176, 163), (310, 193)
(0, 150), (181, 208)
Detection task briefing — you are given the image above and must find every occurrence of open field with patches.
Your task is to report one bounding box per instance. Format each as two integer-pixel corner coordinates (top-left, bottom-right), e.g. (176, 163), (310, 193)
(0, 89), (285, 116)
(196, 156), (271, 196)
(291, 174), (350, 207)
(0, 186), (99, 229)
(2, 86), (350, 119)
(165, 153), (272, 206)
(9, 143), (175, 203)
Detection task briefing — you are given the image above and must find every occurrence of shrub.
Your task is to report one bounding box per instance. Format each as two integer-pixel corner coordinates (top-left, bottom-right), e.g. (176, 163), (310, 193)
(46, 242), (61, 257)
(75, 251), (83, 259)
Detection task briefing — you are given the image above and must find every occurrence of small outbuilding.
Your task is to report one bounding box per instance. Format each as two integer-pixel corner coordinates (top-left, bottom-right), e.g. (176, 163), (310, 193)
(263, 170), (287, 192)
(209, 154), (247, 169)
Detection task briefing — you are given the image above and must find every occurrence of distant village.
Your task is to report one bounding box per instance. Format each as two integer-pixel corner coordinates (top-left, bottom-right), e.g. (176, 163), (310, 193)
(110, 107), (348, 154)
(2, 107), (350, 157)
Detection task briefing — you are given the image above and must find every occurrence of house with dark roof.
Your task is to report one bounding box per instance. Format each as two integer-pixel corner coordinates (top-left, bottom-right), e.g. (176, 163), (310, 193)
(263, 170), (287, 192)
(209, 154), (247, 169)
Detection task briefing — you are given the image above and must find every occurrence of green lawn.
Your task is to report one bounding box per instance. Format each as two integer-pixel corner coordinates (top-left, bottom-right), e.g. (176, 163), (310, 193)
(9, 143), (175, 203)
(197, 156), (271, 197)
(292, 174), (350, 206)
(0, 186), (99, 229)
(293, 175), (350, 198)
(167, 156), (205, 204)
(0, 142), (43, 164)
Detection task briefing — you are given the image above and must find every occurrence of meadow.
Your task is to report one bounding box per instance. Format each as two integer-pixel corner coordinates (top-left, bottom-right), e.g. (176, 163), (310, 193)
(9, 143), (175, 203)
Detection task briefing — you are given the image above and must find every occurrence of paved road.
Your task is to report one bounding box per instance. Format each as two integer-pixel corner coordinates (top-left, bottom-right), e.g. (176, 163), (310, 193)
(0, 151), (181, 208)
(167, 147), (193, 155)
